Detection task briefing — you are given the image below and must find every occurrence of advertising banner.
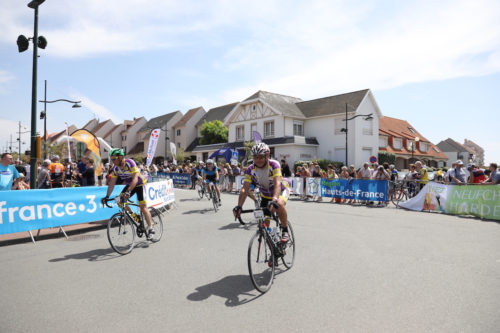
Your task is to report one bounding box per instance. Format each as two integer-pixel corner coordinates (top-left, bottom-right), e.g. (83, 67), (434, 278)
(146, 128), (161, 167)
(234, 176), (304, 195)
(0, 186), (125, 235)
(399, 184), (500, 220)
(157, 173), (191, 185)
(145, 180), (175, 208)
(306, 178), (388, 201)
(70, 129), (103, 176)
(170, 142), (177, 165)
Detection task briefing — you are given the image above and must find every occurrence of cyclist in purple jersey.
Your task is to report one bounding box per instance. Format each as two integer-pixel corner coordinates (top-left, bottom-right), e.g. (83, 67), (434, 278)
(233, 143), (291, 242)
(101, 148), (155, 239)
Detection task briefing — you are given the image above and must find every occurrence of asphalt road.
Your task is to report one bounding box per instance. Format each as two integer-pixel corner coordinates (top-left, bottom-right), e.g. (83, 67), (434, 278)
(1, 188), (499, 333)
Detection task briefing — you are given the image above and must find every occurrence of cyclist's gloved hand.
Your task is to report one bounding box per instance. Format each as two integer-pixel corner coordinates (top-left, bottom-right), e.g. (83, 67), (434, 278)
(101, 196), (109, 206)
(123, 191), (131, 199)
(268, 201), (279, 212)
(233, 206), (242, 218)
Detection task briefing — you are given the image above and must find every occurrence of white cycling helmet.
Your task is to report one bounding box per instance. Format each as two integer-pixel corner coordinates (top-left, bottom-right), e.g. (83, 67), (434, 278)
(466, 163), (475, 169)
(198, 161), (204, 164)
(206, 159), (214, 164)
(251, 142), (270, 156)
(51, 154), (60, 160)
(390, 164), (395, 168)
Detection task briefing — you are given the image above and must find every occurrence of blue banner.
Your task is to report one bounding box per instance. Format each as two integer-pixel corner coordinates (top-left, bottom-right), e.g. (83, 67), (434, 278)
(307, 178), (388, 201)
(157, 172), (191, 185)
(0, 186), (126, 235)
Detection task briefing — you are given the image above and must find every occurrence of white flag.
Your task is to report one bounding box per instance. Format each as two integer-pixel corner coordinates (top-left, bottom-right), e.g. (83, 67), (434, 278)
(170, 142), (177, 165)
(146, 128), (161, 167)
(65, 123), (72, 163)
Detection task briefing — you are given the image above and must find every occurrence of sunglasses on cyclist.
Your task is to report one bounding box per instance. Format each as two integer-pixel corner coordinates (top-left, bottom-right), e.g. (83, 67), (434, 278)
(111, 157), (120, 161)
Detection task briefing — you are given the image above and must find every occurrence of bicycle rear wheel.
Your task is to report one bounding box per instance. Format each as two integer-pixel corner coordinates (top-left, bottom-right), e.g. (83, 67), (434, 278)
(198, 187), (204, 199)
(281, 221), (295, 269)
(396, 191), (408, 207)
(146, 207), (163, 243)
(107, 213), (135, 255)
(248, 231), (275, 293)
(391, 187), (404, 206)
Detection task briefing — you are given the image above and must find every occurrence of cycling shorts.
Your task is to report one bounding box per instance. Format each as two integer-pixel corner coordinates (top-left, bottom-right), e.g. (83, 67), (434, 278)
(260, 188), (290, 207)
(121, 185), (146, 205)
(205, 176), (218, 184)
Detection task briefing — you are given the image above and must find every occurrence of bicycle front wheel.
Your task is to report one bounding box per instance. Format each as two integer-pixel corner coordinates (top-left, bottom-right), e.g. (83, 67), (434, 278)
(107, 213), (136, 255)
(147, 207), (164, 243)
(212, 189), (219, 212)
(248, 231), (275, 293)
(198, 188), (204, 199)
(281, 221), (296, 269)
(396, 191), (408, 207)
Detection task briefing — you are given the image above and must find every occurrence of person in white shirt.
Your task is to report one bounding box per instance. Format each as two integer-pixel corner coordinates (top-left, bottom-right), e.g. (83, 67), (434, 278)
(444, 163), (456, 184)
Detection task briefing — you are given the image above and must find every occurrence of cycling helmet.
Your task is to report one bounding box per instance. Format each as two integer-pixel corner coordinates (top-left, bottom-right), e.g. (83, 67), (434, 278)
(51, 154), (60, 160)
(390, 164), (395, 168)
(206, 159), (214, 164)
(198, 161), (204, 164)
(251, 142), (270, 156)
(466, 163), (475, 169)
(109, 148), (125, 157)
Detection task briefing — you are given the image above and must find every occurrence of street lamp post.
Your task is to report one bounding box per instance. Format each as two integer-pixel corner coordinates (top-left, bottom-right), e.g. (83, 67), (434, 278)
(39, 91), (81, 159)
(341, 102), (373, 167)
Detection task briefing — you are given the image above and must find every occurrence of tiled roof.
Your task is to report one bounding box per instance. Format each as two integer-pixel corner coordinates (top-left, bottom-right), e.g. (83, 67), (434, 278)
(103, 124), (121, 140)
(90, 119), (111, 134)
(81, 119), (95, 130)
(138, 112), (180, 134)
(296, 89), (369, 118)
(196, 102), (238, 127)
(186, 137), (201, 152)
(243, 91), (304, 118)
(127, 142), (144, 155)
(379, 117), (448, 160)
(174, 107), (203, 127)
(463, 139), (484, 152)
(49, 130), (66, 143)
(192, 137), (319, 152)
(444, 138), (476, 155)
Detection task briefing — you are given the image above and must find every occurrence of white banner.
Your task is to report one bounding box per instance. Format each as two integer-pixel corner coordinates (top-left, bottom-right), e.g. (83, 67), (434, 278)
(235, 175), (245, 190)
(170, 142), (177, 165)
(146, 128), (161, 167)
(145, 180), (175, 208)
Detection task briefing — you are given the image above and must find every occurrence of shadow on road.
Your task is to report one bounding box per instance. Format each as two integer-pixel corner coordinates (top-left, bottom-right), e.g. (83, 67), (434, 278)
(48, 242), (150, 262)
(187, 275), (262, 307)
(219, 222), (257, 231)
(182, 208), (216, 215)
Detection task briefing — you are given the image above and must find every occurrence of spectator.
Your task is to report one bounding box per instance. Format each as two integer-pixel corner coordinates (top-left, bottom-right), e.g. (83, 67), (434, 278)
(347, 165), (357, 204)
(371, 162), (379, 177)
(436, 168), (443, 182)
(338, 166), (349, 203)
(38, 159), (52, 189)
(12, 173), (30, 190)
(405, 164), (418, 197)
(374, 166), (390, 205)
(48, 155), (65, 188)
(444, 163), (456, 184)
(359, 162), (372, 180)
(449, 160), (467, 185)
(281, 159), (291, 177)
(79, 159), (96, 186)
(0, 153), (20, 191)
(414, 161), (428, 190)
(14, 160), (27, 178)
(389, 164), (399, 181)
(312, 165), (324, 202)
(481, 163), (500, 185)
(230, 162), (240, 193)
(467, 164), (486, 184)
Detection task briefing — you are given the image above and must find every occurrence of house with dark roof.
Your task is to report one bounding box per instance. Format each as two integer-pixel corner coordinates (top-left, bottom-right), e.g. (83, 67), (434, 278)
(379, 117), (448, 169)
(120, 117), (147, 157)
(437, 138), (478, 167)
(172, 107), (206, 159)
(128, 111), (182, 164)
(190, 102), (238, 161)
(193, 89), (382, 167)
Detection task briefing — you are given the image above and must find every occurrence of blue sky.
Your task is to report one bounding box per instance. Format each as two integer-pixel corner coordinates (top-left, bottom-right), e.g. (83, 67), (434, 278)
(1, 0), (499, 164)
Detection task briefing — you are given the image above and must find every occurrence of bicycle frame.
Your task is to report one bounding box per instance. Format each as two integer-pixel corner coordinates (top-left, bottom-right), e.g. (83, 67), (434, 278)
(247, 207), (285, 258)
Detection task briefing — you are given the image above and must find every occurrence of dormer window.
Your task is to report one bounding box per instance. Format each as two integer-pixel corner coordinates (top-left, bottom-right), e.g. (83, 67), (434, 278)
(408, 127), (415, 133)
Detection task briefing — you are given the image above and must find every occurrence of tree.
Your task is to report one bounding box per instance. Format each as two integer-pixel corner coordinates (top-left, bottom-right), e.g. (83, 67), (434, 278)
(378, 151), (396, 165)
(174, 147), (189, 164)
(199, 120), (228, 145)
(243, 140), (255, 158)
(45, 142), (69, 161)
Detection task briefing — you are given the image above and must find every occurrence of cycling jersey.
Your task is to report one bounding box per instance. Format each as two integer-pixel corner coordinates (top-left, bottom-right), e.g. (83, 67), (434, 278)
(202, 166), (218, 177)
(244, 159), (288, 199)
(472, 168), (486, 183)
(111, 159), (147, 186)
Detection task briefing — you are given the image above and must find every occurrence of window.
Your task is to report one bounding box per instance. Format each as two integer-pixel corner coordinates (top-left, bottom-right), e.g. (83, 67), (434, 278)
(176, 129), (181, 136)
(236, 126), (245, 141)
(122, 147), (127, 155)
(251, 123), (257, 136)
(408, 127), (415, 133)
(433, 147), (440, 153)
(394, 138), (402, 149)
(177, 142), (181, 148)
(362, 119), (373, 135)
(269, 147), (275, 159)
(334, 119), (345, 135)
(420, 142), (428, 152)
(264, 121), (274, 137)
(293, 120), (304, 136)
(407, 140), (414, 151)
(379, 137), (387, 148)
(122, 135), (127, 141)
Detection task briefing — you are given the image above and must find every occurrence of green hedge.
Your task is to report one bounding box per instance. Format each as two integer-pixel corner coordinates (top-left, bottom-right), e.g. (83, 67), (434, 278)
(294, 159), (344, 172)
(378, 151), (396, 165)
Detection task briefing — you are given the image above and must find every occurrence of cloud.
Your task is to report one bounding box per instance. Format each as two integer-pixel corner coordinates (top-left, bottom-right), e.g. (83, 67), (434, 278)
(0, 70), (15, 94)
(69, 90), (122, 124)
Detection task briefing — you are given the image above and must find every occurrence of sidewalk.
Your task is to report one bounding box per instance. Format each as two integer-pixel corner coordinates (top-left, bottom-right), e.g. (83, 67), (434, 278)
(0, 220), (108, 247)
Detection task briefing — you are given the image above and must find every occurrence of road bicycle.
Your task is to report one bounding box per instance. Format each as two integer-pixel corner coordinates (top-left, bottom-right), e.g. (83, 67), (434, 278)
(391, 179), (420, 207)
(236, 187), (262, 225)
(195, 179), (206, 199)
(206, 181), (220, 212)
(238, 204), (296, 293)
(103, 196), (164, 255)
